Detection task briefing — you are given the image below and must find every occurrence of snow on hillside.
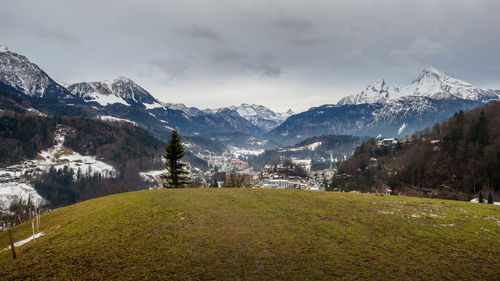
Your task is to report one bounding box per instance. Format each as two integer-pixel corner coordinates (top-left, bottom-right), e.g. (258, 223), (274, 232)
(0, 125), (116, 215)
(36, 126), (116, 177)
(88, 91), (129, 106)
(67, 77), (161, 108)
(139, 170), (168, 188)
(278, 142), (322, 152)
(398, 123), (407, 135)
(0, 182), (45, 212)
(99, 115), (137, 125)
(470, 198), (500, 205)
(230, 146), (265, 158)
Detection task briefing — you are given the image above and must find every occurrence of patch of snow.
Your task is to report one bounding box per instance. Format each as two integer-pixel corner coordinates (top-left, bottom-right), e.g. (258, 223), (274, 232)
(89, 91), (128, 106)
(230, 146), (264, 158)
(440, 224), (455, 227)
(144, 102), (163, 110)
(278, 142), (322, 152)
(99, 115), (136, 125)
(398, 123), (407, 135)
(139, 170), (167, 187)
(0, 182), (45, 211)
(470, 198), (500, 205)
(1, 232), (45, 252)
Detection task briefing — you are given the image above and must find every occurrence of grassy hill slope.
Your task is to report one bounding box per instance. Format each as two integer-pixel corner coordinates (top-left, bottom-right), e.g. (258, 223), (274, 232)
(1, 189), (499, 280)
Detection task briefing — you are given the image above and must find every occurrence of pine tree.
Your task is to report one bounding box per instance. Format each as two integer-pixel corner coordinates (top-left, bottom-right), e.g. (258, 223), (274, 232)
(162, 129), (189, 188)
(487, 193), (494, 204)
(478, 192), (484, 203)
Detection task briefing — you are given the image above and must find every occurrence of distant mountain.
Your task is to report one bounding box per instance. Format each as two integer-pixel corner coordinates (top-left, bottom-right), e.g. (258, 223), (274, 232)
(0, 44), (264, 148)
(163, 102), (207, 117)
(338, 79), (394, 105)
(0, 44), (72, 99)
(268, 67), (499, 144)
(164, 102), (294, 132)
(339, 67), (499, 105)
(228, 103), (294, 132)
(67, 78), (161, 108)
(394, 67), (500, 102)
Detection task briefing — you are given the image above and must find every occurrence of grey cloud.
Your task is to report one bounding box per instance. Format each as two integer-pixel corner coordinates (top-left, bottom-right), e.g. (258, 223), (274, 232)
(182, 25), (224, 43)
(275, 17), (316, 32)
(389, 37), (452, 65)
(144, 57), (194, 81)
(34, 26), (81, 46)
(274, 16), (334, 46)
(244, 63), (281, 78)
(241, 55), (281, 78)
(211, 50), (281, 78)
(209, 48), (247, 63)
(336, 49), (368, 67)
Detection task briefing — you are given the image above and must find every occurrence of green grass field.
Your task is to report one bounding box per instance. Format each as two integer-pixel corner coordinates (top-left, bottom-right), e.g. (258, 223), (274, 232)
(1, 189), (499, 280)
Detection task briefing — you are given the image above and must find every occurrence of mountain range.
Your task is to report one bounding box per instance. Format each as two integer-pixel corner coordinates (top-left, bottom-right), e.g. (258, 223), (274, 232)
(0, 44), (289, 139)
(268, 67), (499, 144)
(1, 43), (499, 148)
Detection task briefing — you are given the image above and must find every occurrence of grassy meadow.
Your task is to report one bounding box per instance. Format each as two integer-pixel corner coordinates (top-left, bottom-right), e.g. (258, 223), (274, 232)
(1, 188), (499, 280)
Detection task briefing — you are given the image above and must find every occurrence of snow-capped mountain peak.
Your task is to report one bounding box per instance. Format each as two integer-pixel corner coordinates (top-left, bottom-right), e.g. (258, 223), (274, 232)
(67, 77), (161, 108)
(337, 78), (393, 105)
(394, 67), (499, 102)
(284, 109), (294, 117)
(227, 103), (294, 131)
(338, 67), (499, 105)
(0, 44), (72, 98)
(0, 44), (8, 53)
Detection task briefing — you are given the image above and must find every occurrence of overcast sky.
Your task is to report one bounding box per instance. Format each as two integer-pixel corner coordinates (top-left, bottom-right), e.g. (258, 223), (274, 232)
(1, 0), (500, 112)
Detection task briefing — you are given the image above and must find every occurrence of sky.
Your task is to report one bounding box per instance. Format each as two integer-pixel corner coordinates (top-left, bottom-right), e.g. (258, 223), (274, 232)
(1, 0), (500, 112)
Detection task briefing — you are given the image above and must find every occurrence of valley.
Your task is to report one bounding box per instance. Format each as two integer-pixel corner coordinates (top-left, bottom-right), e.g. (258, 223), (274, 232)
(2, 43), (500, 221)
(2, 1), (500, 280)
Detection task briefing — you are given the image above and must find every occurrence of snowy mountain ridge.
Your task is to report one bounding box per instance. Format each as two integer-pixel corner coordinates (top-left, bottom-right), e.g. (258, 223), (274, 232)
(161, 102), (294, 132)
(227, 103), (294, 132)
(338, 67), (499, 105)
(229, 103), (293, 123)
(338, 79), (396, 105)
(0, 44), (290, 134)
(67, 78), (163, 109)
(0, 44), (72, 98)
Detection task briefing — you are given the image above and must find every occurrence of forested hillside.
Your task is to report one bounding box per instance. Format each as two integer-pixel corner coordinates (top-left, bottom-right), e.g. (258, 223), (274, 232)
(337, 101), (500, 201)
(0, 114), (164, 167)
(0, 109), (208, 208)
(0, 114), (56, 165)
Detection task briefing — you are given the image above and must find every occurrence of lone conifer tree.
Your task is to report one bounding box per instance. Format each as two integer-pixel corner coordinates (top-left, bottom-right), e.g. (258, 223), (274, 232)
(162, 128), (189, 188)
(487, 193), (494, 204)
(478, 192), (484, 203)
